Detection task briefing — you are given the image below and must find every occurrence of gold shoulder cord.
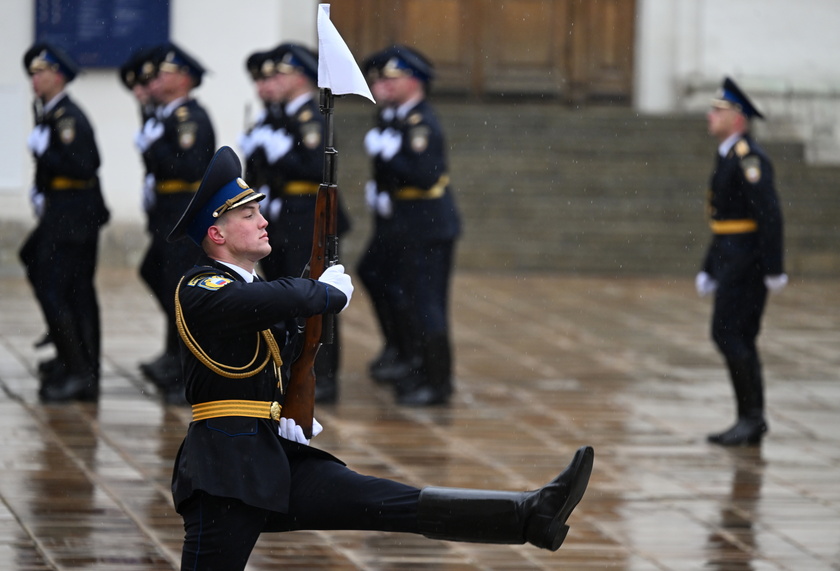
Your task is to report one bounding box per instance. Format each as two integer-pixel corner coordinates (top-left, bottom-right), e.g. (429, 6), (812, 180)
(174, 276), (284, 391)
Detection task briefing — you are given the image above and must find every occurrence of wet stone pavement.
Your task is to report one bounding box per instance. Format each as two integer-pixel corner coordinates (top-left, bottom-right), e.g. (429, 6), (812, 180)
(0, 268), (838, 570)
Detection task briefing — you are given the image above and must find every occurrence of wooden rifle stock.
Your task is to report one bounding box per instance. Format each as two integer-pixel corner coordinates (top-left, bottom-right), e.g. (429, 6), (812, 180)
(281, 89), (339, 439)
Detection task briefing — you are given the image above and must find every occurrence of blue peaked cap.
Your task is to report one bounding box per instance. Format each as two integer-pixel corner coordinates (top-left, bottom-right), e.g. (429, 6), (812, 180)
(713, 76), (764, 119)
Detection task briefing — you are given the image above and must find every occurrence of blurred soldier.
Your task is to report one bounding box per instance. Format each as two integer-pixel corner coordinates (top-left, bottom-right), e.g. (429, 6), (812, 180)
(135, 42), (216, 405)
(119, 46), (158, 124)
(696, 77), (787, 446)
(359, 46), (461, 406)
(238, 44), (350, 403)
(168, 146), (593, 570)
(119, 46), (159, 215)
(20, 43), (110, 402)
(357, 49), (413, 387)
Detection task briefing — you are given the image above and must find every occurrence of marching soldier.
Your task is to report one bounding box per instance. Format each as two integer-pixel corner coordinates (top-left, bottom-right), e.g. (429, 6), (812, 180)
(136, 42), (216, 405)
(238, 43), (350, 403)
(20, 43), (110, 402)
(359, 45), (461, 406)
(168, 146), (593, 570)
(696, 77), (787, 446)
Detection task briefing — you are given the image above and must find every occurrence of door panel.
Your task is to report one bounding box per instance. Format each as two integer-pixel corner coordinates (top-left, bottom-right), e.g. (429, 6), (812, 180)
(326, 0), (634, 101)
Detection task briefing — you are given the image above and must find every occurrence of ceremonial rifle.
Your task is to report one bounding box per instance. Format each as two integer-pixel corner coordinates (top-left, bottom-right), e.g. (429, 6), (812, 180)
(282, 88), (338, 438)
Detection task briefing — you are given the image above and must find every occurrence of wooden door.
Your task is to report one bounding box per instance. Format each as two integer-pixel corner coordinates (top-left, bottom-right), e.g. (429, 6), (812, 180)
(328, 0), (635, 101)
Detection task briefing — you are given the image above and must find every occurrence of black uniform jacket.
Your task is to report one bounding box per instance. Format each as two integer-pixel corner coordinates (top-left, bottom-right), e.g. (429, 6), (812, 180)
(143, 98), (216, 185)
(34, 93), (109, 239)
(171, 258), (346, 513)
(374, 99), (460, 243)
(272, 96), (351, 236)
(703, 134), (784, 277)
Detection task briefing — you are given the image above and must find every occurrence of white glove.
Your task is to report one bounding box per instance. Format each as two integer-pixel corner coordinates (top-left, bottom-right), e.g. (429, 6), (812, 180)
(379, 128), (402, 161)
(29, 186), (45, 218)
(278, 417), (323, 445)
(376, 191), (393, 218)
(364, 128), (384, 157)
(268, 197), (283, 220)
(364, 180), (378, 211)
(142, 173), (156, 212)
(237, 130), (258, 157)
(764, 273), (788, 294)
(264, 129), (294, 163)
(27, 125), (50, 157)
(695, 271), (718, 297)
(317, 263), (354, 311)
(134, 118), (164, 152)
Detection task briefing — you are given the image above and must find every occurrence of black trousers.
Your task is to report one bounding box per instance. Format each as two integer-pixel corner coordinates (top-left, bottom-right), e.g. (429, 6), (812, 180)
(179, 456), (420, 570)
(20, 224), (101, 376)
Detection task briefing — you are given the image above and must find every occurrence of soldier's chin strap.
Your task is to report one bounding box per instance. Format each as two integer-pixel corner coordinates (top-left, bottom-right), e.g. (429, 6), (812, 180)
(174, 276), (284, 389)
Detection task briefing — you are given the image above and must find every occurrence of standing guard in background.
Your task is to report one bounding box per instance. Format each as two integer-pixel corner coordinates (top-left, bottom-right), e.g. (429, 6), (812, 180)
(359, 46), (461, 406)
(696, 77), (787, 446)
(20, 43), (110, 402)
(135, 42), (216, 405)
(357, 49), (415, 387)
(238, 44), (350, 404)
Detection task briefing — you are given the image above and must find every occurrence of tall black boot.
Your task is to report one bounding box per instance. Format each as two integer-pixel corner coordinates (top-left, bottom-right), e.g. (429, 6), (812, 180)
(396, 333), (452, 406)
(708, 355), (767, 446)
(368, 300), (401, 383)
(377, 306), (423, 385)
(39, 314), (98, 403)
(418, 446), (594, 551)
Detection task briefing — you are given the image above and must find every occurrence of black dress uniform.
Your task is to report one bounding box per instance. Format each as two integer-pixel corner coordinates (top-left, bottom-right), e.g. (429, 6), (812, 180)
(19, 43), (110, 402)
(167, 146), (594, 571)
(357, 103), (411, 383)
(243, 44), (350, 403)
(138, 43), (216, 403)
(363, 46), (462, 406)
(700, 77), (785, 446)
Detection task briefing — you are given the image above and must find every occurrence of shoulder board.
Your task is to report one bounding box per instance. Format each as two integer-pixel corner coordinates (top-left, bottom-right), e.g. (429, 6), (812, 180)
(186, 273), (235, 291)
(734, 139), (751, 158)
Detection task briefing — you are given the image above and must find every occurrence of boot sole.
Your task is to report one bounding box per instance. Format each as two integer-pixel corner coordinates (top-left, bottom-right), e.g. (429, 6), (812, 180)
(541, 445), (595, 551)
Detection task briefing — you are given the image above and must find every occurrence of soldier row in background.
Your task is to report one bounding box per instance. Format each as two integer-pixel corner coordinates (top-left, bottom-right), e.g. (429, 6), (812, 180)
(22, 39), (462, 409)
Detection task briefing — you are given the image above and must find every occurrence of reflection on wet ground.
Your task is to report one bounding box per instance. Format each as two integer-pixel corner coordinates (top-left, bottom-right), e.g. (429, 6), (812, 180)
(1, 269), (838, 570)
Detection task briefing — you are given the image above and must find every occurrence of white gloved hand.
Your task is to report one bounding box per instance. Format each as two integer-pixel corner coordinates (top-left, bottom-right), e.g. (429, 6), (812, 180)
(27, 125), (50, 157)
(135, 118), (164, 152)
(364, 128), (384, 157)
(237, 130), (258, 157)
(695, 271), (718, 297)
(364, 180), (378, 211)
(268, 197), (283, 220)
(317, 263), (354, 311)
(764, 273), (788, 294)
(142, 173), (156, 212)
(264, 129), (294, 163)
(379, 128), (402, 161)
(278, 417), (323, 445)
(29, 186), (45, 218)
(376, 191), (393, 218)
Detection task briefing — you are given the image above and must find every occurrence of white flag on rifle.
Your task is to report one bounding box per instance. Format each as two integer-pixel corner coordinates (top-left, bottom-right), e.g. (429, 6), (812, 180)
(317, 4), (375, 102)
